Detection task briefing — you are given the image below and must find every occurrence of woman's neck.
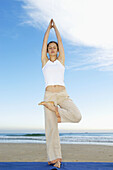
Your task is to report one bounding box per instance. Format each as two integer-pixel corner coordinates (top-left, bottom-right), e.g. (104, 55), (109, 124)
(50, 56), (57, 62)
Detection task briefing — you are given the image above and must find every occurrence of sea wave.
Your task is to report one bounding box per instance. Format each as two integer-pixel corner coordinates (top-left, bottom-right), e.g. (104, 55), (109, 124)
(0, 133), (113, 145)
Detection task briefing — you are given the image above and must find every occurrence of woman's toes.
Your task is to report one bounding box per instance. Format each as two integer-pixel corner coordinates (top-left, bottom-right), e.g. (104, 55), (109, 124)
(38, 101), (55, 106)
(53, 161), (61, 168)
(38, 101), (46, 105)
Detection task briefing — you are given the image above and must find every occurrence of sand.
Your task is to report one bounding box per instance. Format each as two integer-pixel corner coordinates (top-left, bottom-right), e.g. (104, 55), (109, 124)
(0, 143), (113, 162)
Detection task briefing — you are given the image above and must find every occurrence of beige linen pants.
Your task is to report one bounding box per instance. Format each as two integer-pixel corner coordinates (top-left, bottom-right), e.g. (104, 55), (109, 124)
(44, 89), (82, 163)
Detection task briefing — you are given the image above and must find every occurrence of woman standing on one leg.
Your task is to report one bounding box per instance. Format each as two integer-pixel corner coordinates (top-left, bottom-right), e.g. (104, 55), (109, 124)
(38, 19), (82, 168)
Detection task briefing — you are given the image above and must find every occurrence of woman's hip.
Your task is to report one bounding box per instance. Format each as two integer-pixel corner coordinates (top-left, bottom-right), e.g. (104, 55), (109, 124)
(44, 89), (69, 104)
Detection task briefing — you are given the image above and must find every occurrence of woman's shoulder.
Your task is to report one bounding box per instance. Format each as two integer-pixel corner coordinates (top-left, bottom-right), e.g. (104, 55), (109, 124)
(57, 58), (65, 67)
(42, 58), (65, 69)
(42, 58), (49, 69)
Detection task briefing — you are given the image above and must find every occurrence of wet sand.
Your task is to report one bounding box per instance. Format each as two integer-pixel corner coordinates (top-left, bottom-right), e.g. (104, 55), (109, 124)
(0, 143), (113, 162)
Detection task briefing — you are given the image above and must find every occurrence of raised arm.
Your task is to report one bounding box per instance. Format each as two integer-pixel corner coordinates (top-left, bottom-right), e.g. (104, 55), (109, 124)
(41, 19), (53, 67)
(52, 20), (65, 65)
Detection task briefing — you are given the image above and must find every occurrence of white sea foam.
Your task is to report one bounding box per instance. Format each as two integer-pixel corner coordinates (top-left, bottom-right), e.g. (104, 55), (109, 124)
(0, 133), (113, 145)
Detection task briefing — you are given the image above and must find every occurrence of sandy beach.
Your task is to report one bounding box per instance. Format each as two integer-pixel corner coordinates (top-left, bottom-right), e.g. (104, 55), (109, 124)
(0, 143), (113, 162)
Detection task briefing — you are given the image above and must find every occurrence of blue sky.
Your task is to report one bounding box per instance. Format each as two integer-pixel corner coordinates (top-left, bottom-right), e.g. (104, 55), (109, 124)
(0, 0), (113, 132)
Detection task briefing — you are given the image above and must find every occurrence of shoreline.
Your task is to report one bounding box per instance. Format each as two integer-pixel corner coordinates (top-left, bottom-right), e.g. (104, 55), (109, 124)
(0, 143), (113, 162)
(0, 142), (113, 146)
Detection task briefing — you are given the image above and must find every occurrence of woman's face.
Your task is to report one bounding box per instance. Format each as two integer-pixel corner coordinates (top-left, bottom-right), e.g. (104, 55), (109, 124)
(47, 43), (58, 57)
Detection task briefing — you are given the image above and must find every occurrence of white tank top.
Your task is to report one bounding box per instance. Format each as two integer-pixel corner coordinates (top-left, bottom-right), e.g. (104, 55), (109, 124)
(42, 59), (65, 88)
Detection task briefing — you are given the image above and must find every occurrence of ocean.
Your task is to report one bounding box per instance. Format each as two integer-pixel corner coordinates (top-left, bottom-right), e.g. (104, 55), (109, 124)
(0, 131), (113, 145)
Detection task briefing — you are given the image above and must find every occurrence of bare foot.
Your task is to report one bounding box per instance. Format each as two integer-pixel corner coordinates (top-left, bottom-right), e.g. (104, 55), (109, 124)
(38, 101), (56, 112)
(38, 101), (60, 118)
(53, 161), (61, 168)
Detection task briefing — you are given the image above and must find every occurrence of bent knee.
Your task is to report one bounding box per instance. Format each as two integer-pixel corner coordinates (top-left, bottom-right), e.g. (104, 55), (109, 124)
(73, 112), (82, 123)
(76, 113), (82, 123)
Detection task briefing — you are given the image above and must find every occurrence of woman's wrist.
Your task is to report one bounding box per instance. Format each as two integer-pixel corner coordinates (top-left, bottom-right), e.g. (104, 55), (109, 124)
(46, 25), (51, 33)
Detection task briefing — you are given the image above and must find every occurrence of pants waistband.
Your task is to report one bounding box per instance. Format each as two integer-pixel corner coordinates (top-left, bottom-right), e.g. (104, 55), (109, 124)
(44, 89), (67, 95)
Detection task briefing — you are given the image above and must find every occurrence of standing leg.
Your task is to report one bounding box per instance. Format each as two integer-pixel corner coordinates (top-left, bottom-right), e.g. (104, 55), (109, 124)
(43, 94), (62, 164)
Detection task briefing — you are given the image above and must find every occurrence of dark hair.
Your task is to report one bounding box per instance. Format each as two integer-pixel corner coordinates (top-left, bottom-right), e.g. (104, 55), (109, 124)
(47, 41), (59, 52)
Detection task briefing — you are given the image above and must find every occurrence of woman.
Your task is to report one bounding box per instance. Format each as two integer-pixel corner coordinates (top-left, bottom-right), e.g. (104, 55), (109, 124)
(38, 19), (82, 168)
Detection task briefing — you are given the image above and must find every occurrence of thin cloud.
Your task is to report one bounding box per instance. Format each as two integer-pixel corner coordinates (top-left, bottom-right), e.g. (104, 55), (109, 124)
(21, 0), (113, 71)
(66, 47), (113, 71)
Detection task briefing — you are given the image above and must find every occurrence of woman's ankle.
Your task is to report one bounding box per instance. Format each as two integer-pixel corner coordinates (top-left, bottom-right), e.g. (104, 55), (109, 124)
(55, 106), (60, 117)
